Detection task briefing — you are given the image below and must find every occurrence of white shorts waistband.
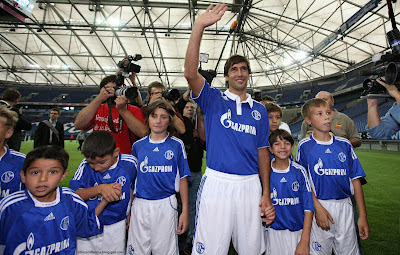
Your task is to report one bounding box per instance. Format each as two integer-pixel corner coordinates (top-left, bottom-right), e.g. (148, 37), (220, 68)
(319, 197), (351, 203)
(205, 167), (259, 181)
(134, 194), (175, 204)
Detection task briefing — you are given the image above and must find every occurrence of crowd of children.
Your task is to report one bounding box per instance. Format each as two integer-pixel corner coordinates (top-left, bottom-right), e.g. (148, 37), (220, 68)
(0, 77), (369, 254)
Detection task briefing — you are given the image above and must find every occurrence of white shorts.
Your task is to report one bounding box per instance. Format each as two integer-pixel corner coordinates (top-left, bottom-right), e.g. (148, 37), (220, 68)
(126, 195), (178, 255)
(76, 219), (126, 254)
(265, 228), (302, 255)
(192, 168), (265, 255)
(310, 197), (359, 255)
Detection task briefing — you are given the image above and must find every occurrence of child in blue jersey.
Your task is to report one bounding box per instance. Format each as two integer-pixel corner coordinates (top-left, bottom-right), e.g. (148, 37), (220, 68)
(126, 100), (191, 255)
(0, 146), (108, 254)
(265, 129), (313, 255)
(0, 105), (26, 199)
(69, 131), (137, 254)
(296, 98), (369, 255)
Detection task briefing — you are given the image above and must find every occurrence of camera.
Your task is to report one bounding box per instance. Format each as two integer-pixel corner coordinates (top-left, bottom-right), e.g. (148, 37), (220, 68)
(117, 54), (142, 75)
(114, 86), (139, 101)
(162, 89), (181, 101)
(361, 29), (400, 97)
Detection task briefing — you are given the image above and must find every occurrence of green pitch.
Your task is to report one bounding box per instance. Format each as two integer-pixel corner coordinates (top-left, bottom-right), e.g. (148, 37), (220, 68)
(20, 141), (400, 255)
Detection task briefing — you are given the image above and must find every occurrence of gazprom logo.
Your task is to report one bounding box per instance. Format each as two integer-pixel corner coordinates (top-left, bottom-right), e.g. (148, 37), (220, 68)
(140, 156), (149, 173)
(220, 109), (256, 135)
(1, 171), (14, 183)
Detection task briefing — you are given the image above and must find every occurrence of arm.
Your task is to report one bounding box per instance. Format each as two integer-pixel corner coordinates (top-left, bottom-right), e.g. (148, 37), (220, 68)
(184, 4), (228, 97)
(94, 199), (109, 216)
(196, 109), (206, 142)
(172, 114), (186, 135)
(346, 117), (361, 148)
(129, 73), (143, 107)
(75, 183), (122, 203)
(115, 96), (149, 138)
(75, 85), (115, 130)
(258, 147), (275, 224)
(295, 211), (313, 255)
(312, 191), (334, 230)
(177, 177), (189, 235)
(352, 178), (370, 240)
(349, 138), (361, 148)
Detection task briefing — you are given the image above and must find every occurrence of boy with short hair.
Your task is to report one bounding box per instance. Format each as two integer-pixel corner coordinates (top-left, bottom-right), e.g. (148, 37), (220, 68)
(70, 131), (137, 254)
(0, 105), (26, 199)
(126, 100), (191, 255)
(296, 98), (369, 255)
(264, 102), (291, 134)
(265, 129), (313, 255)
(0, 146), (108, 254)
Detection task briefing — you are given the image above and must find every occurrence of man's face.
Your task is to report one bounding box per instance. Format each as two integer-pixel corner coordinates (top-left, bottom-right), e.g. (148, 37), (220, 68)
(50, 110), (60, 122)
(225, 62), (249, 93)
(316, 92), (334, 109)
(149, 87), (163, 103)
(183, 102), (195, 119)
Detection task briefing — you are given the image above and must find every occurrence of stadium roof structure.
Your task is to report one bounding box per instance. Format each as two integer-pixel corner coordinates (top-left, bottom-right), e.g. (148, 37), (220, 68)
(0, 0), (399, 90)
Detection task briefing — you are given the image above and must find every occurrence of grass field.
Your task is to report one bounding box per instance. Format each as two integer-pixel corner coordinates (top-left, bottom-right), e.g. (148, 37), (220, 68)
(20, 141), (400, 255)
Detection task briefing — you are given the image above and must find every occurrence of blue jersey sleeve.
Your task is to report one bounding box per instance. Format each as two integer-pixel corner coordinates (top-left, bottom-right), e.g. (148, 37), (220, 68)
(69, 159), (88, 191)
(64, 188), (104, 238)
(298, 165), (314, 213)
(177, 140), (191, 179)
(258, 106), (270, 149)
(295, 141), (308, 170)
(192, 80), (221, 116)
(348, 145), (366, 180)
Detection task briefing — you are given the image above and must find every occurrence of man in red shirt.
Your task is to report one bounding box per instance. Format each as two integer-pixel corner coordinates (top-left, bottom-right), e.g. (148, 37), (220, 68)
(75, 75), (148, 154)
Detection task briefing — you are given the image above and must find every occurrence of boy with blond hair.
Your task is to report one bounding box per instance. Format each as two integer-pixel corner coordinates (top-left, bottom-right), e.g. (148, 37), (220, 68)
(296, 98), (369, 255)
(0, 105), (26, 199)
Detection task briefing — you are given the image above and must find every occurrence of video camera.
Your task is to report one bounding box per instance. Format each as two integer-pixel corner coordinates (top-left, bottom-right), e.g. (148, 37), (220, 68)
(361, 1), (400, 97)
(117, 54), (142, 75)
(113, 54), (143, 101)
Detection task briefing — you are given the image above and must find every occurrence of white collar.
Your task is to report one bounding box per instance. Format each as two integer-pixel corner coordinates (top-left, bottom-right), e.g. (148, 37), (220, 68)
(224, 90), (254, 115)
(312, 133), (334, 145)
(29, 187), (61, 207)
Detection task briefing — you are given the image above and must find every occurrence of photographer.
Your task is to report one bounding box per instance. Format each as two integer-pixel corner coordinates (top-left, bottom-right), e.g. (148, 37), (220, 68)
(140, 81), (185, 135)
(115, 58), (143, 107)
(74, 75), (148, 154)
(367, 78), (400, 139)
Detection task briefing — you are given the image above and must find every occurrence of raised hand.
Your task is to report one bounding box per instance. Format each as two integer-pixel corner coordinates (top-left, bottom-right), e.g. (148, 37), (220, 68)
(194, 4), (228, 29)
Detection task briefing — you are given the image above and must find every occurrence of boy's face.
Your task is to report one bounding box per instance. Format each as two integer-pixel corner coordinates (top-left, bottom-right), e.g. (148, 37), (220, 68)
(20, 159), (68, 203)
(149, 108), (170, 135)
(305, 105), (332, 133)
(225, 62), (249, 93)
(269, 136), (294, 160)
(0, 117), (13, 144)
(268, 111), (282, 133)
(86, 148), (119, 173)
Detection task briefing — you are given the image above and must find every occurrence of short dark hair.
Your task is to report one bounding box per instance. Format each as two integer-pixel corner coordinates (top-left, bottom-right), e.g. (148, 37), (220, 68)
(145, 100), (176, 134)
(147, 81), (165, 94)
(82, 131), (116, 159)
(50, 108), (60, 114)
(261, 95), (275, 102)
(23, 146), (69, 174)
(2, 89), (21, 103)
(268, 129), (294, 146)
(264, 102), (282, 117)
(223, 55), (252, 77)
(100, 75), (117, 89)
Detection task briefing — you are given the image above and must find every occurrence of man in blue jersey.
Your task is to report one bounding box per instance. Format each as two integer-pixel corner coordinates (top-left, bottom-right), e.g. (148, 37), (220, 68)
(296, 98), (369, 255)
(265, 129), (313, 255)
(0, 105), (26, 199)
(70, 131), (136, 254)
(0, 146), (108, 254)
(184, 4), (275, 254)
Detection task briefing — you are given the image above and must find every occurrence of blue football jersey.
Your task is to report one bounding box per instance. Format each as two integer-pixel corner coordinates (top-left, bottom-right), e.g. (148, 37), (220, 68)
(192, 80), (269, 175)
(69, 154), (137, 225)
(0, 187), (102, 254)
(132, 135), (191, 200)
(296, 134), (366, 200)
(0, 148), (25, 199)
(269, 160), (314, 231)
